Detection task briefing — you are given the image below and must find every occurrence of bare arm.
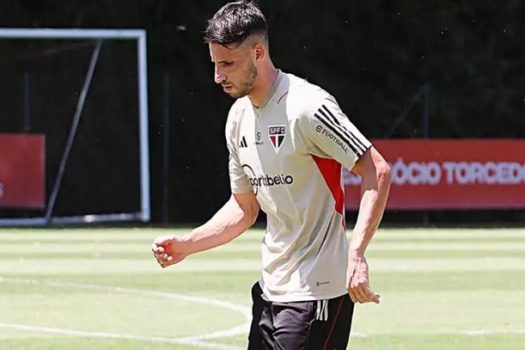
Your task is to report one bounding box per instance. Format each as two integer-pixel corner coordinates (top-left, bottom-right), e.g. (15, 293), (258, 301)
(347, 146), (391, 303)
(152, 191), (259, 268)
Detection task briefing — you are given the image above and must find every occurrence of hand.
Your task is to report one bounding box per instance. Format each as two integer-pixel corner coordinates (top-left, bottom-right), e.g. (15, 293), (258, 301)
(347, 255), (380, 304)
(151, 235), (188, 268)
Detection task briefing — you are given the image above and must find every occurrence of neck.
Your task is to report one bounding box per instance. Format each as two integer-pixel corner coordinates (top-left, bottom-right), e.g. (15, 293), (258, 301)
(248, 63), (279, 108)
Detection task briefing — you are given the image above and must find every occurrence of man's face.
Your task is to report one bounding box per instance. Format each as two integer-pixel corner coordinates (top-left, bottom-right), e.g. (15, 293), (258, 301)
(209, 41), (258, 98)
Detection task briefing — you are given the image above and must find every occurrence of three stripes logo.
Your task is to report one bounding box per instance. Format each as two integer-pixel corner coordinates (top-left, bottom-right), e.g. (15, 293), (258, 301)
(268, 125), (286, 152)
(239, 136), (248, 148)
(314, 105), (369, 157)
(315, 299), (329, 322)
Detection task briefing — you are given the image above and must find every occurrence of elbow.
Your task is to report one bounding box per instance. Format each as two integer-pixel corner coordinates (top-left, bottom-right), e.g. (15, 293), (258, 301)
(247, 212), (258, 228)
(248, 207), (259, 227)
(241, 212), (258, 230)
(230, 193), (259, 232)
(378, 160), (392, 190)
(242, 205), (259, 229)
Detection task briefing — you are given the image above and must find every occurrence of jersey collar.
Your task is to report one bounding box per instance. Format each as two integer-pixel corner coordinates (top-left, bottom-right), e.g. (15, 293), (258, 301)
(253, 70), (284, 113)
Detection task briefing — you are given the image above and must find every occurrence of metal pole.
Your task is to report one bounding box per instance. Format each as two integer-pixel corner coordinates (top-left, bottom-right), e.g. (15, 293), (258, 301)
(137, 31), (151, 223)
(386, 87), (424, 138)
(162, 72), (171, 224)
(45, 40), (103, 223)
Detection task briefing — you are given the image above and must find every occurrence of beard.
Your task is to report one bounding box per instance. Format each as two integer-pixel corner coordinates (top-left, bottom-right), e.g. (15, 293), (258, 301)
(228, 61), (258, 98)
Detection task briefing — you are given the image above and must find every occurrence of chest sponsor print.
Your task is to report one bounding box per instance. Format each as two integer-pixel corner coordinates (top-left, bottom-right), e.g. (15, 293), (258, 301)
(268, 125), (286, 152)
(242, 163), (294, 196)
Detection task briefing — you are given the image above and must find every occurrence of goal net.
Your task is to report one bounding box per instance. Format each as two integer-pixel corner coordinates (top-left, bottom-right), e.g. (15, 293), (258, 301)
(0, 29), (150, 226)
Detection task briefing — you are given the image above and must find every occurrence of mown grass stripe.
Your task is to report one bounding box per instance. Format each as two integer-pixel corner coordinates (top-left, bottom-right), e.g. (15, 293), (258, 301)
(371, 238), (525, 244)
(372, 228), (525, 239)
(0, 249), (522, 260)
(1, 257), (524, 274)
(369, 257), (525, 272)
(1, 228), (523, 241)
(366, 249), (525, 259)
(368, 242), (525, 251)
(0, 251), (260, 260)
(0, 258), (262, 274)
(0, 243), (261, 253)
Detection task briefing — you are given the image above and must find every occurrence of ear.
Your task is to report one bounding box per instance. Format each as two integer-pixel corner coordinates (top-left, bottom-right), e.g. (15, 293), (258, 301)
(254, 44), (265, 61)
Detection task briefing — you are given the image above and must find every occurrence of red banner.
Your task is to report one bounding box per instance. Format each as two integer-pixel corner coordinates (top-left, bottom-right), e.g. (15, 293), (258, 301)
(344, 139), (525, 210)
(0, 134), (45, 209)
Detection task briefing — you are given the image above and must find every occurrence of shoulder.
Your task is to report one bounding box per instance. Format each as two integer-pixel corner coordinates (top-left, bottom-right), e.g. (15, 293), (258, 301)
(225, 97), (250, 134)
(227, 97), (250, 121)
(287, 73), (331, 99)
(284, 73), (339, 121)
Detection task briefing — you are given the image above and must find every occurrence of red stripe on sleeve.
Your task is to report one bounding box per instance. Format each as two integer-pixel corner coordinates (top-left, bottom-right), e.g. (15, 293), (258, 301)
(312, 156), (345, 215)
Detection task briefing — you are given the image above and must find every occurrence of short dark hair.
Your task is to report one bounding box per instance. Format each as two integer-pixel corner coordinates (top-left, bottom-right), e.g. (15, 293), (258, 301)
(204, 1), (268, 46)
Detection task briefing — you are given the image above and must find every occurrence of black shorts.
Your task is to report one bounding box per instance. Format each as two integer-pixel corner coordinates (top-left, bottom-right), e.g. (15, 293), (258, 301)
(248, 282), (355, 350)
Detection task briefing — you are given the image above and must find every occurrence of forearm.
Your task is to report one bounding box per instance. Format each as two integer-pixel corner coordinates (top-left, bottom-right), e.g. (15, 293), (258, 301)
(346, 150), (390, 303)
(183, 195), (258, 254)
(350, 158), (391, 256)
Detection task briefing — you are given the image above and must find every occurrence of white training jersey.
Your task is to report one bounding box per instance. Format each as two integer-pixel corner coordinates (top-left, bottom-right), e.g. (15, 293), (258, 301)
(225, 71), (371, 302)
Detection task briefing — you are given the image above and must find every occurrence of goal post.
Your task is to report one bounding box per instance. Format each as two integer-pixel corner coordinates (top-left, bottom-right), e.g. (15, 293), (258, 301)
(0, 28), (150, 226)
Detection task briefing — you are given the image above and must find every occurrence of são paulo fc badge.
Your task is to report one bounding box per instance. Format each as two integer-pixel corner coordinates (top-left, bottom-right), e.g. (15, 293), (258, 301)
(268, 125), (286, 152)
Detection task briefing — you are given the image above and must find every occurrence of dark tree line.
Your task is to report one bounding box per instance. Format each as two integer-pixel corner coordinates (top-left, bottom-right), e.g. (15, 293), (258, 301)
(0, 0), (523, 224)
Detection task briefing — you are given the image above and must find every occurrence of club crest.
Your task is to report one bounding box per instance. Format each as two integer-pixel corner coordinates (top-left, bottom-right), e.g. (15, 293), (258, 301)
(268, 125), (286, 152)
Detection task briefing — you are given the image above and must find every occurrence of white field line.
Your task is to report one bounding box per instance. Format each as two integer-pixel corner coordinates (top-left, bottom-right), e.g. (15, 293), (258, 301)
(350, 331), (368, 338)
(0, 277), (250, 349)
(0, 259), (261, 274)
(462, 329), (525, 336)
(4, 322), (525, 340)
(0, 322), (240, 350)
(2, 278), (525, 342)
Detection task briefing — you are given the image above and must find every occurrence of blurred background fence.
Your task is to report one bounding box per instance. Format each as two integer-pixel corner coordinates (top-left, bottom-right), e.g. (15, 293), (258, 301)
(0, 0), (524, 225)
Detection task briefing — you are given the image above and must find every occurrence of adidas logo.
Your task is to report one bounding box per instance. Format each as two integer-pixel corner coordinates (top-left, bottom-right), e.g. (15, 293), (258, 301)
(239, 136), (248, 148)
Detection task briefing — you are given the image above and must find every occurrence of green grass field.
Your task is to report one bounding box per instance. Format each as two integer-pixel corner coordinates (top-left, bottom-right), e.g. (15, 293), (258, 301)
(0, 227), (524, 349)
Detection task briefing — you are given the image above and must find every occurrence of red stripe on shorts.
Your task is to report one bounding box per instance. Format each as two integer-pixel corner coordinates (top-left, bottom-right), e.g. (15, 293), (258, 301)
(323, 297), (345, 350)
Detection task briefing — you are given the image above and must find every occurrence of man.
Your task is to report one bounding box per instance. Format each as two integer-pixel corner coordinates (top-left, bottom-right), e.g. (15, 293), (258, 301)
(152, 1), (391, 349)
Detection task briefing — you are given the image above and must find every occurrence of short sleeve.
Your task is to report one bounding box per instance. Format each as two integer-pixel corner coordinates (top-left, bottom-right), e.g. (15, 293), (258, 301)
(298, 94), (371, 170)
(225, 112), (252, 194)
